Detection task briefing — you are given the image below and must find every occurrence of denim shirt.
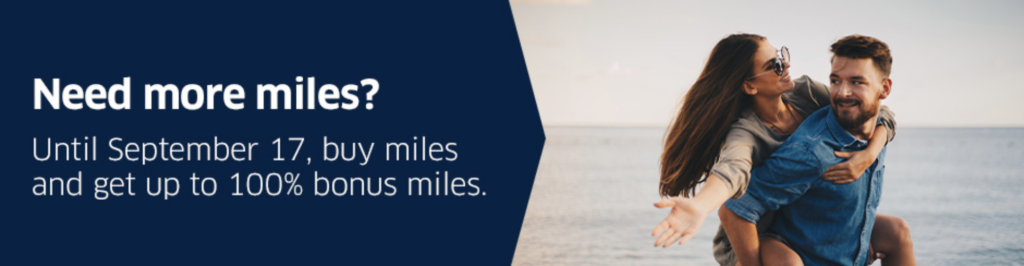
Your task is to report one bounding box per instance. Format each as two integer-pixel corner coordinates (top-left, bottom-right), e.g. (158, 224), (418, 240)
(724, 106), (886, 266)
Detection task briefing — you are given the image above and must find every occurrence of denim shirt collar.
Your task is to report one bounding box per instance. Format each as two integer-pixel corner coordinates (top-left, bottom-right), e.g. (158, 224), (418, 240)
(824, 107), (869, 149)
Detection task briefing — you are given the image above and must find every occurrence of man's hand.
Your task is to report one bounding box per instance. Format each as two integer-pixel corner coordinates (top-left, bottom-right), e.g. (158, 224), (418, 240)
(652, 196), (707, 248)
(820, 150), (876, 184)
(868, 244), (886, 264)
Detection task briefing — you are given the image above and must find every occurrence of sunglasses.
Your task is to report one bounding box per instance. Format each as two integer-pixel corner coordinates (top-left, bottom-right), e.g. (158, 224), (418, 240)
(748, 46), (790, 80)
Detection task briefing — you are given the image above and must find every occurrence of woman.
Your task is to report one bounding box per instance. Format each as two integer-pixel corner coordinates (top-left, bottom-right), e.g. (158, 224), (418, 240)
(650, 34), (915, 265)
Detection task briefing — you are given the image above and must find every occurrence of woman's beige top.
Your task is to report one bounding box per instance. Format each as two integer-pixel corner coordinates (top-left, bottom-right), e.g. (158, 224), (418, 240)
(709, 75), (896, 266)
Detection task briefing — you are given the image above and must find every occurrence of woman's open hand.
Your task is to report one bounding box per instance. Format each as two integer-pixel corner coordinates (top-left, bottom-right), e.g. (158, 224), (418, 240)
(652, 196), (708, 248)
(821, 149), (876, 184)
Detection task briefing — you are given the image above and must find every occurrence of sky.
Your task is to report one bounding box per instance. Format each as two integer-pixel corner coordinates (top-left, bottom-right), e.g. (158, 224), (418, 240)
(510, 0), (1024, 128)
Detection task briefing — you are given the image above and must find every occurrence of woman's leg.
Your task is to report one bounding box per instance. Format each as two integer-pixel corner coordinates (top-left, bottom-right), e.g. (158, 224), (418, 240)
(759, 237), (802, 266)
(871, 214), (916, 266)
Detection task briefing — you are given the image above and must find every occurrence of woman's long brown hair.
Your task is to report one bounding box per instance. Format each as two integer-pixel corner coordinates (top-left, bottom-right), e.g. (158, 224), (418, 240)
(660, 34), (764, 197)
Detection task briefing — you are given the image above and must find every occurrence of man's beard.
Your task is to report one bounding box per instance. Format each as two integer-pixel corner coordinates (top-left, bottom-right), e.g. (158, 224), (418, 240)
(832, 97), (880, 131)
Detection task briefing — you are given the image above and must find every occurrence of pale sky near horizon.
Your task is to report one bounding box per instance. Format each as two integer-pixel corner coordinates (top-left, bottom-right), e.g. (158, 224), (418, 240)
(510, 0), (1024, 128)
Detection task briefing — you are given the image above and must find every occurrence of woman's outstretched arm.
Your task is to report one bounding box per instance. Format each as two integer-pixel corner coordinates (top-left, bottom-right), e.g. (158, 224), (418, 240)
(653, 128), (755, 247)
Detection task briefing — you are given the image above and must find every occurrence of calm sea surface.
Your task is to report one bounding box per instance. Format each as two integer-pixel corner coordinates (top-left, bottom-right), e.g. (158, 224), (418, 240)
(512, 127), (1024, 265)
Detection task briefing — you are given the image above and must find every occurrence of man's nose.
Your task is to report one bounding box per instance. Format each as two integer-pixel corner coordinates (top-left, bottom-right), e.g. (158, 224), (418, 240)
(835, 82), (853, 97)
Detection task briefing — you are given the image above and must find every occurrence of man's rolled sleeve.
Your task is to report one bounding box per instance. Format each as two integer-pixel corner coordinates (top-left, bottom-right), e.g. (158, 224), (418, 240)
(724, 194), (768, 224)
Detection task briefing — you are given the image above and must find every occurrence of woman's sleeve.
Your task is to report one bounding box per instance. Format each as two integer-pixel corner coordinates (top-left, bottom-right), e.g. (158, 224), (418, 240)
(878, 105), (897, 143)
(709, 127), (757, 199)
(801, 75), (832, 109)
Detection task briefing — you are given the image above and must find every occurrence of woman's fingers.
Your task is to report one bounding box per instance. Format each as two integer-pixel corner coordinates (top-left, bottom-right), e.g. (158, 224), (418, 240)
(653, 199), (676, 208)
(824, 162), (849, 173)
(652, 197), (705, 248)
(662, 230), (686, 248)
(652, 220), (670, 236)
(823, 170), (859, 184)
(821, 169), (845, 179)
(834, 179), (855, 185)
(677, 232), (697, 246)
(827, 172), (860, 183)
(823, 159), (864, 183)
(652, 199), (678, 236)
(654, 228), (675, 247)
(828, 150), (868, 182)
(821, 169), (851, 180)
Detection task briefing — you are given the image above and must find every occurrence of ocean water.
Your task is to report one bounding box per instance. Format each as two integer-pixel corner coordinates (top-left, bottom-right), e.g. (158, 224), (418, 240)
(512, 127), (1024, 265)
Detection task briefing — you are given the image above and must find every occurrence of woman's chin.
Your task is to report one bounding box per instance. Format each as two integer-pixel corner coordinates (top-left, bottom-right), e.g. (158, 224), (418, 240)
(779, 79), (796, 92)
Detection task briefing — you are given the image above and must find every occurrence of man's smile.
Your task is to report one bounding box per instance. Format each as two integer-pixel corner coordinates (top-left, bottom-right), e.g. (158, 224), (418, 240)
(834, 98), (861, 110)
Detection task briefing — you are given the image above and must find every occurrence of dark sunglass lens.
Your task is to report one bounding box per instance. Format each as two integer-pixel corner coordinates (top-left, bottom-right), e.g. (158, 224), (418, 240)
(774, 59), (785, 76)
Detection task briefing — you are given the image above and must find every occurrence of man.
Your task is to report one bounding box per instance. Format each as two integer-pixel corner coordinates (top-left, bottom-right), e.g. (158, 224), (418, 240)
(719, 35), (896, 266)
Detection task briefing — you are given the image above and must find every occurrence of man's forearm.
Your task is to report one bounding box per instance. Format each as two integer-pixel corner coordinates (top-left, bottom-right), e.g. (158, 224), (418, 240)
(719, 206), (761, 266)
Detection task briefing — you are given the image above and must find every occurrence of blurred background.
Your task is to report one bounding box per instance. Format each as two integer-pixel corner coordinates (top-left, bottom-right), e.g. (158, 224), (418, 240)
(509, 0), (1024, 265)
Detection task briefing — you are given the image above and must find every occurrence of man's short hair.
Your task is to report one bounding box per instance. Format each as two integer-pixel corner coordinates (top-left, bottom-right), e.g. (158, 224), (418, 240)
(831, 35), (892, 77)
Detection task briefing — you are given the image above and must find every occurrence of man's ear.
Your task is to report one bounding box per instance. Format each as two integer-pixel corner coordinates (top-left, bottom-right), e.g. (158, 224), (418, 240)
(742, 81), (757, 96)
(879, 78), (892, 99)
